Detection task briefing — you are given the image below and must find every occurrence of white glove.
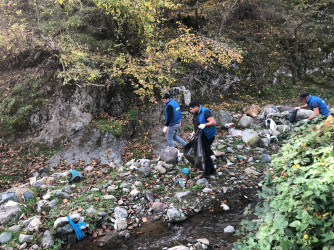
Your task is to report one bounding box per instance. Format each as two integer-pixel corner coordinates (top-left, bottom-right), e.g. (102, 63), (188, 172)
(303, 119), (309, 122)
(163, 126), (168, 133)
(198, 124), (206, 129)
(294, 107), (300, 110)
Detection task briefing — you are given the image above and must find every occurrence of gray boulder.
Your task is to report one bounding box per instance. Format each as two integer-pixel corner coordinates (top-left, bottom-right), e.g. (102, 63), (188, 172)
(19, 234), (34, 243)
(238, 116), (255, 128)
(139, 167), (151, 177)
(241, 129), (259, 146)
(114, 207), (128, 219)
(160, 147), (179, 164)
(214, 110), (233, 128)
(297, 109), (314, 120)
(42, 230), (54, 248)
(0, 201), (22, 226)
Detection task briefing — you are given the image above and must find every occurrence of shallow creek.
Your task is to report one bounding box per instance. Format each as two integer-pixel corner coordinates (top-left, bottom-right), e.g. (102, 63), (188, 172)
(71, 190), (257, 249)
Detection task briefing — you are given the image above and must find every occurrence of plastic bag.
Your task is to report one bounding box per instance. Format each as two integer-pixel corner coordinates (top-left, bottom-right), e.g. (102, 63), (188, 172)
(184, 130), (206, 171)
(288, 109), (298, 123)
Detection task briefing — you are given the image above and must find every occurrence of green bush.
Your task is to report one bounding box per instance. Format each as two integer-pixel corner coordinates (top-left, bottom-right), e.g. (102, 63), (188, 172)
(235, 117), (334, 250)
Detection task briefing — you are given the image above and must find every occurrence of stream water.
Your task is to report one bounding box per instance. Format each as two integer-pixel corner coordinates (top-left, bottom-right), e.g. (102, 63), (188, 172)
(71, 190), (256, 249)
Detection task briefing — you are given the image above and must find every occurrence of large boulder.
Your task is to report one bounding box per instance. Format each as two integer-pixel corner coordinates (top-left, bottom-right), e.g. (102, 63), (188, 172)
(241, 129), (259, 146)
(0, 201), (22, 226)
(228, 128), (242, 137)
(238, 116), (255, 128)
(213, 110), (233, 128)
(297, 109), (314, 120)
(160, 147), (179, 164)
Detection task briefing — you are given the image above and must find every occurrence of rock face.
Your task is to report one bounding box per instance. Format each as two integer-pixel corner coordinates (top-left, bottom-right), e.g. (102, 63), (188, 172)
(47, 127), (125, 166)
(27, 83), (133, 146)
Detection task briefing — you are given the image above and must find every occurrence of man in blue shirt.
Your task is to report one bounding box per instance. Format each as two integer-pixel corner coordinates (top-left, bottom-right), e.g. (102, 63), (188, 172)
(297, 92), (330, 120)
(162, 93), (187, 147)
(189, 101), (217, 178)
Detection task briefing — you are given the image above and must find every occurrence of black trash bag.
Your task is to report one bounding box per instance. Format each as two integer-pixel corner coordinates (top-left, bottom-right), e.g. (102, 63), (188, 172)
(184, 130), (206, 171)
(288, 109), (298, 123)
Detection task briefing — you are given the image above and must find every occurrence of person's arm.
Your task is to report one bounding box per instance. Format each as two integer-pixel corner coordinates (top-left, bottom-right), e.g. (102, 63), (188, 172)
(166, 105), (173, 126)
(300, 104), (308, 109)
(308, 107), (320, 120)
(198, 111), (216, 129)
(205, 116), (216, 127)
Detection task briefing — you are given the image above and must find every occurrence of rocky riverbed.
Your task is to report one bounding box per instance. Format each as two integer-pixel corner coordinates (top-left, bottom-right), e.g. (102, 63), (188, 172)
(1, 104), (326, 250)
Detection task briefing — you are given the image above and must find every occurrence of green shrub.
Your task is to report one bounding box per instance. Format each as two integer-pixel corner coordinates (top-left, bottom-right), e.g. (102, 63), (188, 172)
(235, 117), (334, 249)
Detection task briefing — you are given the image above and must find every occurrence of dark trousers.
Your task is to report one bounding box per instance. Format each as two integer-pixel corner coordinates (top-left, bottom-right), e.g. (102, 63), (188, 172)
(202, 134), (215, 176)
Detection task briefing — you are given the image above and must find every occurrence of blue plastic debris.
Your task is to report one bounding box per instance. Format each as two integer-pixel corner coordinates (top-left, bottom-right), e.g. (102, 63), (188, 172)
(174, 178), (184, 187)
(180, 168), (190, 175)
(69, 169), (83, 183)
(67, 216), (86, 241)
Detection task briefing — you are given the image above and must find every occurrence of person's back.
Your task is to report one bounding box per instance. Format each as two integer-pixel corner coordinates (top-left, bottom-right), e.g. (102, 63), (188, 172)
(307, 95), (330, 117)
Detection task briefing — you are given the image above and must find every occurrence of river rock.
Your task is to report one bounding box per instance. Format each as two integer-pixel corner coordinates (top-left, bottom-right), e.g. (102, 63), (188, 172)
(8, 224), (22, 232)
(145, 190), (154, 202)
(241, 129), (259, 146)
(23, 191), (34, 200)
(221, 204), (230, 211)
(156, 165), (167, 174)
(114, 207), (128, 219)
(160, 147), (179, 164)
(261, 154), (271, 162)
(0, 232), (12, 244)
(174, 191), (190, 199)
(137, 159), (151, 168)
(152, 202), (165, 212)
(238, 116), (255, 128)
(24, 216), (42, 233)
(167, 208), (186, 222)
(42, 230), (54, 248)
(130, 189), (140, 197)
(139, 167), (151, 177)
(224, 225), (235, 234)
(57, 224), (74, 234)
(196, 178), (209, 186)
(0, 191), (18, 204)
(53, 217), (69, 229)
(7, 187), (34, 203)
(53, 190), (69, 199)
(0, 201), (22, 226)
(104, 195), (117, 201)
(19, 234), (34, 243)
(114, 219), (128, 231)
(244, 168), (261, 176)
